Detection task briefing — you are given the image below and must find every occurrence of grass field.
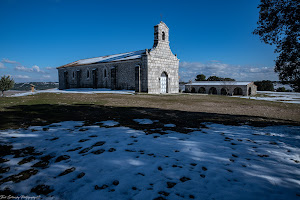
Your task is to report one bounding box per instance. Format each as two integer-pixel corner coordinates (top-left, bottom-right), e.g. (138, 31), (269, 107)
(0, 93), (299, 130)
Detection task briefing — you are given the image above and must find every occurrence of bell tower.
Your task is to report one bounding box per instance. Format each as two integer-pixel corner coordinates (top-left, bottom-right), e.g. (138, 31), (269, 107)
(147, 21), (179, 94)
(153, 21), (169, 48)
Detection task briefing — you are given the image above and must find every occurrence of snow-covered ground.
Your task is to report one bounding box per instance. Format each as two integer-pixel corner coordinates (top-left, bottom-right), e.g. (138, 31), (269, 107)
(273, 83), (293, 91)
(11, 88), (135, 97)
(1, 121), (299, 199)
(235, 91), (300, 104)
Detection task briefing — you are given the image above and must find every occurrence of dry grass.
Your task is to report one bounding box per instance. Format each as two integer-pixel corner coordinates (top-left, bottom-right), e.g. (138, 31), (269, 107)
(101, 93), (300, 122)
(0, 93), (299, 130)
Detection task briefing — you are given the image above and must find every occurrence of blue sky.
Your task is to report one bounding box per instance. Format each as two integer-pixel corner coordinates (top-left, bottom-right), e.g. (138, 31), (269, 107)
(0, 0), (278, 82)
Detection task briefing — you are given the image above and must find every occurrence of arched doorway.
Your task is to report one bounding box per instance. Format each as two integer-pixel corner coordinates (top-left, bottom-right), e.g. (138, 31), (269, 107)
(103, 68), (108, 88)
(76, 70), (81, 88)
(209, 87), (217, 95)
(191, 87), (196, 93)
(233, 87), (243, 95)
(64, 71), (69, 89)
(198, 87), (206, 94)
(221, 88), (227, 95)
(160, 72), (168, 93)
(248, 87), (252, 96)
(92, 69), (98, 89)
(111, 67), (117, 90)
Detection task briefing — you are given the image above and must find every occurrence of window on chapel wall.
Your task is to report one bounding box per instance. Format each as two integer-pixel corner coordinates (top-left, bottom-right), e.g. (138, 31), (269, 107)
(162, 31), (165, 40)
(87, 70), (90, 79)
(104, 69), (107, 78)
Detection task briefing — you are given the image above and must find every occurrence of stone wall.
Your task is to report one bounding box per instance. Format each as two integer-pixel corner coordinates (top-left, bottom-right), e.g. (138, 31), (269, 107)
(58, 59), (142, 90)
(185, 83), (257, 96)
(247, 83), (257, 96)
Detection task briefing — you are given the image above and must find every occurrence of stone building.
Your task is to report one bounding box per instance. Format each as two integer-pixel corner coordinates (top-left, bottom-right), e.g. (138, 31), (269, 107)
(185, 81), (257, 96)
(57, 21), (179, 94)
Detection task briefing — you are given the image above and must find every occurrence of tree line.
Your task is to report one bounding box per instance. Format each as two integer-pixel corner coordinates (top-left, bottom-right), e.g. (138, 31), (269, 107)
(193, 74), (291, 92)
(195, 74), (235, 81)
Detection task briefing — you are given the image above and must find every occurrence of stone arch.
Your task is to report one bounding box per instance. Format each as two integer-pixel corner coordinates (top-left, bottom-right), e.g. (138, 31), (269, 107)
(221, 88), (227, 95)
(209, 87), (217, 95)
(198, 87), (206, 94)
(233, 87), (243, 95)
(191, 87), (196, 93)
(160, 71), (168, 93)
(248, 87), (252, 96)
(162, 31), (165, 40)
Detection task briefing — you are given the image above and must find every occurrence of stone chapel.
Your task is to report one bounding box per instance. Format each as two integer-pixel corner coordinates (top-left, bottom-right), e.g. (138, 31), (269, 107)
(57, 21), (179, 94)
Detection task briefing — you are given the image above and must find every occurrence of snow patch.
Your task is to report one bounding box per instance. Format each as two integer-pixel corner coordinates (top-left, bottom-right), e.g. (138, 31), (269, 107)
(164, 124), (176, 127)
(11, 88), (135, 97)
(133, 119), (154, 124)
(101, 120), (119, 126)
(234, 91), (300, 104)
(0, 121), (299, 200)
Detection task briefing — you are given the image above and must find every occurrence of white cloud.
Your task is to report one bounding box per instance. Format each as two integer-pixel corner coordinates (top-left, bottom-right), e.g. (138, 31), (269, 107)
(32, 65), (42, 72)
(0, 62), (5, 69)
(248, 67), (274, 73)
(15, 65), (45, 73)
(179, 61), (278, 82)
(45, 67), (55, 70)
(14, 75), (30, 79)
(15, 66), (31, 72)
(1, 58), (57, 82)
(1, 58), (19, 64)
